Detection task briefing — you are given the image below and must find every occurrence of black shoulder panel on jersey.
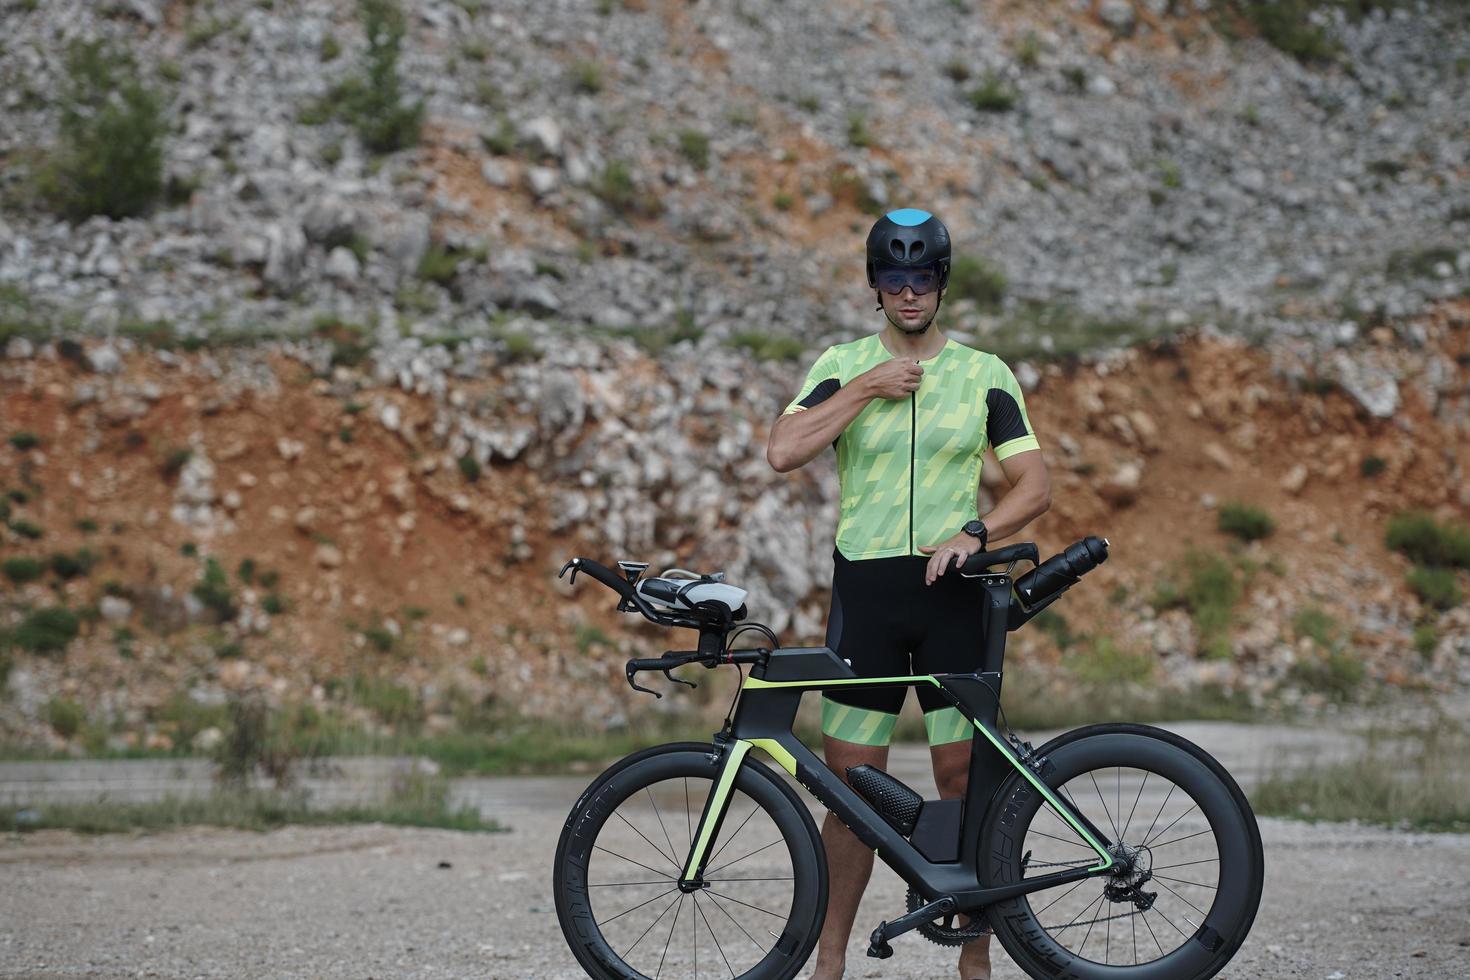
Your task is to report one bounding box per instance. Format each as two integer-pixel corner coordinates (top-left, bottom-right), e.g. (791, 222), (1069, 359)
(799, 377), (841, 409)
(985, 388), (1029, 447)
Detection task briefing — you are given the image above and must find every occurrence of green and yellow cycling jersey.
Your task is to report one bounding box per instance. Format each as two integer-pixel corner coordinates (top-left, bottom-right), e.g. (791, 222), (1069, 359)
(783, 332), (1040, 560)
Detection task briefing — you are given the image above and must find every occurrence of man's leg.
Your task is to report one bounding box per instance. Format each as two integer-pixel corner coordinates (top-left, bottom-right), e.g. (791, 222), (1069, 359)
(809, 734), (889, 980)
(932, 734), (992, 980)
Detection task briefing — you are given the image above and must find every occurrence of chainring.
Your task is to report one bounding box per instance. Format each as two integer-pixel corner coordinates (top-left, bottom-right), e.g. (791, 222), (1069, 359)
(905, 888), (992, 947)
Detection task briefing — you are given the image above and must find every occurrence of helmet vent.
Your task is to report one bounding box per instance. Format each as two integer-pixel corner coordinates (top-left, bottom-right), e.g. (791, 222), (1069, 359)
(910, 241), (925, 259)
(889, 240), (904, 260)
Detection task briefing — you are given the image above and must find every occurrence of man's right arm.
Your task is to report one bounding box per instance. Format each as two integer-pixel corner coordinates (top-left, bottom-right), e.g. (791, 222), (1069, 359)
(768, 357), (923, 472)
(767, 379), (875, 473)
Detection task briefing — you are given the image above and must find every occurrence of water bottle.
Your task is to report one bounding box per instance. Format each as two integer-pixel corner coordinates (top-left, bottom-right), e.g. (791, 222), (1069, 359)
(1013, 536), (1110, 609)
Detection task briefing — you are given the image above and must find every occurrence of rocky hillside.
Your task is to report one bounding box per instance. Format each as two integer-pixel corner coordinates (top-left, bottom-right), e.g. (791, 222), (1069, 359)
(0, 0), (1468, 750)
(0, 0), (1465, 346)
(1, 301), (1467, 751)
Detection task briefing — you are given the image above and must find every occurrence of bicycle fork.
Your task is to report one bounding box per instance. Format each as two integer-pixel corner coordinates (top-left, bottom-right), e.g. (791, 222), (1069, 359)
(679, 736), (751, 890)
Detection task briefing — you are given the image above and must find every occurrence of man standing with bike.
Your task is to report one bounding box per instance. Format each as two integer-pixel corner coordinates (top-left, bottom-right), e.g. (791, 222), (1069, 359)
(767, 209), (1052, 980)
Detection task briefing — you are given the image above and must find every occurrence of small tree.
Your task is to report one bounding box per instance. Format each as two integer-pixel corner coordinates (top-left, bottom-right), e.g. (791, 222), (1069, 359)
(38, 39), (166, 220)
(344, 0), (424, 153)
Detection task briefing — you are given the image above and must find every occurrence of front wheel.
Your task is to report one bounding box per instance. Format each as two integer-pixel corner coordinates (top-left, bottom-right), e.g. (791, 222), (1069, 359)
(980, 724), (1264, 980)
(554, 742), (827, 980)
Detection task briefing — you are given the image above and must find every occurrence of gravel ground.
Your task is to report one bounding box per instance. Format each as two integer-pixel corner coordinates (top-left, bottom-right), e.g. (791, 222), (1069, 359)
(2, 723), (1468, 979)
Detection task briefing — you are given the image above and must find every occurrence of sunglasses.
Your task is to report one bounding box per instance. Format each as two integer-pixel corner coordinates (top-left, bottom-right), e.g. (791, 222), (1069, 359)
(875, 266), (941, 296)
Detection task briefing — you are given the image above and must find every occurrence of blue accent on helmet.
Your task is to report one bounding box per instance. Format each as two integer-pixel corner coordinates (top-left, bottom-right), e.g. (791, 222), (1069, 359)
(885, 208), (932, 227)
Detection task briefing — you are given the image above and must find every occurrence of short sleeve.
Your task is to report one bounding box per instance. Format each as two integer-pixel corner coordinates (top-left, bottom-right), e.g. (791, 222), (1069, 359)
(782, 346), (842, 416)
(985, 360), (1040, 460)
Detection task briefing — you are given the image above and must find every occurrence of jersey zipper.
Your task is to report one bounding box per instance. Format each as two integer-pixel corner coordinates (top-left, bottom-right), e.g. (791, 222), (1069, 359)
(909, 389), (917, 555)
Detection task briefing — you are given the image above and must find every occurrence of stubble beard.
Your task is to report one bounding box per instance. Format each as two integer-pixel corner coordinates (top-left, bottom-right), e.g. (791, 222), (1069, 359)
(885, 305), (936, 335)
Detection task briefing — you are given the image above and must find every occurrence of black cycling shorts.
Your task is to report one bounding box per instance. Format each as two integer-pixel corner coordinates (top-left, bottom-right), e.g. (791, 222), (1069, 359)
(824, 547), (987, 717)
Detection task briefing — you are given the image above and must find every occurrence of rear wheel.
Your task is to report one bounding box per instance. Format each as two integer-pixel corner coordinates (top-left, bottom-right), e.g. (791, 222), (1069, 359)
(554, 742), (827, 980)
(980, 724), (1263, 980)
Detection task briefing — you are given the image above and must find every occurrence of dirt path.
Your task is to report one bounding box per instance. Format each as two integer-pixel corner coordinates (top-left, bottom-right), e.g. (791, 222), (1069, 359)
(2, 723), (1467, 979)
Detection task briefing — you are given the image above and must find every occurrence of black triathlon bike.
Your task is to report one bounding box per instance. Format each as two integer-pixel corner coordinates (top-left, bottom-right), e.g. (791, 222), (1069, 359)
(553, 537), (1264, 980)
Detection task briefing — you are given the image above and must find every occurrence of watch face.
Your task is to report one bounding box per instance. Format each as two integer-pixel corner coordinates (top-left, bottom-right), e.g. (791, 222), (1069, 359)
(964, 520), (986, 537)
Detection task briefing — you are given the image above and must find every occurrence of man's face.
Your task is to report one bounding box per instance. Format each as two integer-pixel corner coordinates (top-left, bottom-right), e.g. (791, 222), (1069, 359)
(877, 265), (942, 334)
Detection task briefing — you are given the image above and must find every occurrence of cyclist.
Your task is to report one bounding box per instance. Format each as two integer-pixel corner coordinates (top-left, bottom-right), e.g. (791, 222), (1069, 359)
(766, 208), (1052, 980)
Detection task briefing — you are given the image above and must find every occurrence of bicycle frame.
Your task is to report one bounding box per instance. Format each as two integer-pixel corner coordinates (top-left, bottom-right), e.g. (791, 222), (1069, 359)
(678, 569), (1117, 914)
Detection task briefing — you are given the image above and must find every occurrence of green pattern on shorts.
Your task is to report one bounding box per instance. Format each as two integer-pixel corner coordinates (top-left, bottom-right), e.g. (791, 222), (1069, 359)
(923, 706), (972, 746)
(821, 697), (898, 747)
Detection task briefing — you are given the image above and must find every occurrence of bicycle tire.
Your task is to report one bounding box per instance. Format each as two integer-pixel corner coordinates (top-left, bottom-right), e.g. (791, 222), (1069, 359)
(979, 723), (1264, 980)
(554, 742), (827, 979)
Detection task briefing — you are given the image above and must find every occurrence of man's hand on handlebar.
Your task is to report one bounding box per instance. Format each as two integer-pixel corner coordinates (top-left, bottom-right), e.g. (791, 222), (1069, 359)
(918, 533), (985, 586)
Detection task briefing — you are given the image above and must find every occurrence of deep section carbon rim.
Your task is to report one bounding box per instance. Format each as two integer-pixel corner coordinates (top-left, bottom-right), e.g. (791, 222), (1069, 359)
(984, 730), (1260, 980)
(556, 748), (824, 980)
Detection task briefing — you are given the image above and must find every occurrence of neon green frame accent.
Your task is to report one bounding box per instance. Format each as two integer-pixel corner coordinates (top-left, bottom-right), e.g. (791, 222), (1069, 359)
(743, 674), (939, 690)
(739, 674), (1114, 871)
(748, 738), (796, 776)
(683, 739), (751, 878)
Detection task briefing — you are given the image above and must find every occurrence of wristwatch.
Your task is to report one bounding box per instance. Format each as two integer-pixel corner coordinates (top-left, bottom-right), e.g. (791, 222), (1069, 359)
(962, 519), (988, 550)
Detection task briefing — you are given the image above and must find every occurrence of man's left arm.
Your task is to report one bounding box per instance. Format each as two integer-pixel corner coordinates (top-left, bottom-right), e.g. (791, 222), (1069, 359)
(922, 450), (1051, 584)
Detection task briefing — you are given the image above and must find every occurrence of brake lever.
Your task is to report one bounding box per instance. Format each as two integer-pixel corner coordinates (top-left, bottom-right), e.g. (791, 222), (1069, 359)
(626, 664), (662, 698)
(558, 558), (579, 585)
(663, 669), (696, 690)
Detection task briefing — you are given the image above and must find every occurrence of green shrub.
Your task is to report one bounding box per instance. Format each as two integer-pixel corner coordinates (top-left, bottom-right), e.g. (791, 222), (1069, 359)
(237, 558), (256, 584)
(1014, 31), (1041, 69)
(48, 549), (97, 580)
(192, 558), (237, 621)
(8, 519), (43, 540)
(1292, 606), (1338, 649)
(968, 73), (1017, 112)
(1413, 623), (1438, 658)
(1386, 511), (1470, 569)
(772, 191), (794, 212)
(328, 0), (424, 154)
(570, 60), (603, 94)
(575, 624), (612, 655)
(594, 159), (659, 217)
(417, 245), (461, 285)
(262, 592), (288, 615)
(457, 454), (482, 482)
(846, 111), (873, 148)
(2, 557), (44, 584)
(946, 255), (1007, 308)
(1360, 455), (1386, 478)
(320, 33), (342, 61)
(1066, 637), (1155, 686)
(8, 431), (40, 450)
(1218, 502), (1275, 542)
(10, 607), (81, 654)
(1154, 549), (1242, 660)
(1407, 566), (1461, 611)
(1385, 246), (1459, 280)
(1228, 1), (1339, 64)
(677, 129), (710, 169)
(826, 169), (883, 215)
(728, 331), (805, 362)
(1286, 646), (1365, 701)
(362, 625), (396, 653)
(46, 698), (86, 738)
(35, 39), (166, 220)
(1033, 608), (1078, 650)
(351, 675), (423, 728)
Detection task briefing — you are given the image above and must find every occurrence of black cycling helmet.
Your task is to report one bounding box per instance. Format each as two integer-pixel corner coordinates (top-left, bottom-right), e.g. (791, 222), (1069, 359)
(865, 208), (951, 290)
